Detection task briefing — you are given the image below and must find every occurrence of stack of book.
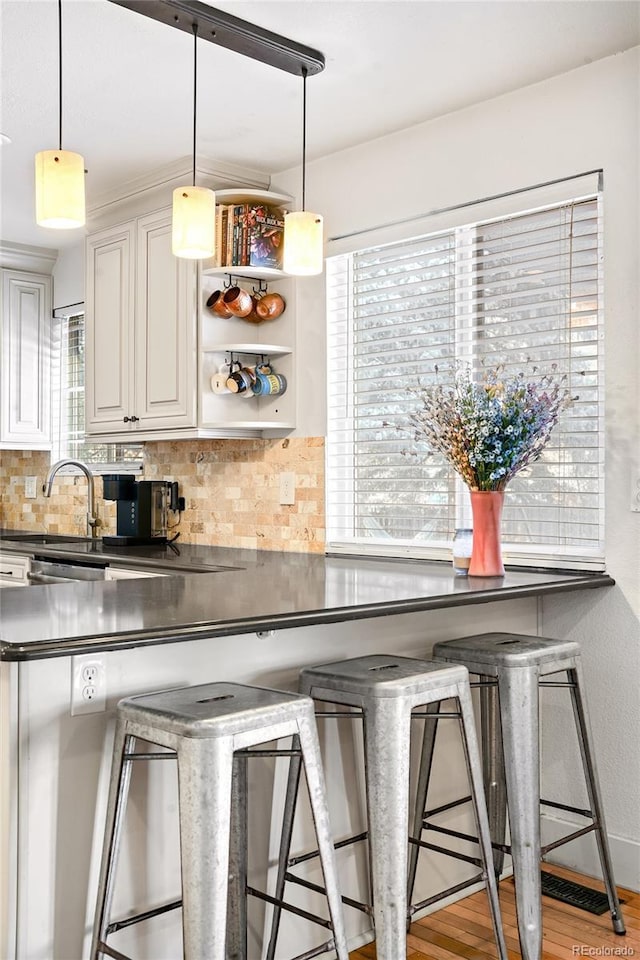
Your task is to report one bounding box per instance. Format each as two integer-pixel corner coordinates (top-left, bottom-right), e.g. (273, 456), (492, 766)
(214, 203), (285, 270)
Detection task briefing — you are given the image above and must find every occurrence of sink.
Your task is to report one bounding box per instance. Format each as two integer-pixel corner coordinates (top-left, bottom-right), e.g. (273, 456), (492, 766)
(6, 533), (92, 545)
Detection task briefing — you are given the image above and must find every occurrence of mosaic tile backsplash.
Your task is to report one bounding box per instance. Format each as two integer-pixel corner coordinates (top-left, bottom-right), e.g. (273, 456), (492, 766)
(0, 438), (325, 553)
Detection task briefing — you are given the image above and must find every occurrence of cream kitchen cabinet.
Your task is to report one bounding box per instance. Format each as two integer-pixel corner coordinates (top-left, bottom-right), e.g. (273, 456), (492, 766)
(86, 191), (296, 441)
(85, 208), (197, 438)
(0, 269), (51, 449)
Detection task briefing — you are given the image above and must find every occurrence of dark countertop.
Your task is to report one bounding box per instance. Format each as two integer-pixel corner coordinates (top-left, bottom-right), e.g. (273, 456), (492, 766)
(0, 532), (614, 661)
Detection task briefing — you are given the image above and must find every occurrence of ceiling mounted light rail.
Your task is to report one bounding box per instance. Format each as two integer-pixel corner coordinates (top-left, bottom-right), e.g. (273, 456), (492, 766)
(106, 0), (325, 76)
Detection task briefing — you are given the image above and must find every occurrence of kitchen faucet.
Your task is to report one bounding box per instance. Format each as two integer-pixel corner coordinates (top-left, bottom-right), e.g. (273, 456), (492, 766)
(44, 459), (101, 538)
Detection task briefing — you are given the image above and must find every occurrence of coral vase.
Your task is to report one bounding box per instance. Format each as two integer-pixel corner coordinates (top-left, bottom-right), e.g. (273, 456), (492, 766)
(469, 490), (505, 577)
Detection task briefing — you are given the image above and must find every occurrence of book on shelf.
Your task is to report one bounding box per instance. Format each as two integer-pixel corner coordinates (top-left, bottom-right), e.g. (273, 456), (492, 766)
(213, 202), (285, 271)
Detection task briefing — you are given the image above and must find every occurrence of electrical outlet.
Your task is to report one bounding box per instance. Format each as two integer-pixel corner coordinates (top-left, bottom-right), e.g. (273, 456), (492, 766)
(279, 472), (296, 505)
(25, 476), (37, 499)
(631, 473), (640, 513)
(71, 655), (106, 716)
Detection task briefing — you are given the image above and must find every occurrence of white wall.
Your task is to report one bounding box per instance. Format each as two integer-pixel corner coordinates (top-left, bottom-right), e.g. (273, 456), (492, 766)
(276, 48), (640, 878)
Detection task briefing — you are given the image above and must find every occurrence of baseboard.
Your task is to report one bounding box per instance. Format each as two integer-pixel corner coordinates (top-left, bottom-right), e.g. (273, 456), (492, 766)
(541, 812), (640, 892)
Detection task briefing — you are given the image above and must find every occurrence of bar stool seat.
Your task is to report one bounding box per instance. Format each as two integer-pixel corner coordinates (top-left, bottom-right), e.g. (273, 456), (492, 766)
(268, 654), (508, 960)
(90, 681), (349, 960)
(432, 632), (626, 960)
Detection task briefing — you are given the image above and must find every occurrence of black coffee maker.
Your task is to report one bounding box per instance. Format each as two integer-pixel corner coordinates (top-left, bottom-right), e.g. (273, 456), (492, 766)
(102, 475), (182, 546)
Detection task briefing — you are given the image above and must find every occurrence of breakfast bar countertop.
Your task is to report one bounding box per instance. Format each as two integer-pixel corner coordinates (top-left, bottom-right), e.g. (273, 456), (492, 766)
(0, 532), (614, 661)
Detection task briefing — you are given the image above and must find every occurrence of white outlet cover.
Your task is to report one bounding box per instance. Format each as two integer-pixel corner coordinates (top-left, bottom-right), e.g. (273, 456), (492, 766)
(279, 472), (296, 505)
(25, 476), (37, 499)
(71, 655), (106, 716)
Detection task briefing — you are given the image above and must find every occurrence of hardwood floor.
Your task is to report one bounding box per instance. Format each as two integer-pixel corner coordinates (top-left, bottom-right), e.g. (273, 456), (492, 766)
(349, 863), (640, 959)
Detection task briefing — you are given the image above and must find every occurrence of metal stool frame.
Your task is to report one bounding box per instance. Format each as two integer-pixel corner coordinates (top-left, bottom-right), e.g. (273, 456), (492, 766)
(90, 682), (349, 960)
(267, 655), (508, 960)
(429, 632), (626, 960)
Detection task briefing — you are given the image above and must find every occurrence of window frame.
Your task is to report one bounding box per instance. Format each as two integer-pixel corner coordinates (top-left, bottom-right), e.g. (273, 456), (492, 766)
(325, 177), (605, 571)
(51, 305), (143, 474)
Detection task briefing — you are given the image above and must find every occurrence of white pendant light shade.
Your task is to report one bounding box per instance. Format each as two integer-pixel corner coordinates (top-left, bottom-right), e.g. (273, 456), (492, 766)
(283, 210), (324, 276)
(35, 149), (85, 229)
(172, 186), (216, 259)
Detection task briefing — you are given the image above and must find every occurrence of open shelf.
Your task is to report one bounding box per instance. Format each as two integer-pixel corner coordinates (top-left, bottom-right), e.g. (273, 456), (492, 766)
(202, 343), (292, 357)
(201, 265), (289, 282)
(215, 188), (292, 208)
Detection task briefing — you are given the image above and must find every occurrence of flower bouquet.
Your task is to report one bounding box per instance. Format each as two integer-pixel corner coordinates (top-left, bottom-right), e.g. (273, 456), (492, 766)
(408, 364), (571, 575)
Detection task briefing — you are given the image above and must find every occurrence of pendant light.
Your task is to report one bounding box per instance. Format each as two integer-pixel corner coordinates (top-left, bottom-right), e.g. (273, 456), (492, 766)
(283, 67), (324, 276)
(35, 0), (85, 229)
(172, 23), (216, 259)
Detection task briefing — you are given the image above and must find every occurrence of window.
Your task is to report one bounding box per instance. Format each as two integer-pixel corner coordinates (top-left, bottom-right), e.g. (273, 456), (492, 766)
(51, 308), (143, 470)
(326, 185), (604, 569)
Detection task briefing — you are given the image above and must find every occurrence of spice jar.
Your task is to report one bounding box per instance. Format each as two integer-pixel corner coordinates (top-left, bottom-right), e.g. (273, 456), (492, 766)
(452, 528), (473, 576)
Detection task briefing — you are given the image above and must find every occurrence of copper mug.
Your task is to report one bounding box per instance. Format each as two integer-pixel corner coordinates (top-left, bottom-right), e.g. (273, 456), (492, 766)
(255, 292), (286, 321)
(206, 289), (232, 318)
(223, 286), (254, 318)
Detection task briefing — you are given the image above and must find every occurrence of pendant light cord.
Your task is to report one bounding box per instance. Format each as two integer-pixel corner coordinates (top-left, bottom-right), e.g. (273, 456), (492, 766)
(192, 22), (198, 186)
(301, 66), (307, 211)
(58, 0), (63, 151)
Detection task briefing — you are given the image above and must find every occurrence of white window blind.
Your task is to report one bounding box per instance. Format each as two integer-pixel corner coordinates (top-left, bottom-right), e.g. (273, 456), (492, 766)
(326, 192), (604, 568)
(51, 310), (143, 470)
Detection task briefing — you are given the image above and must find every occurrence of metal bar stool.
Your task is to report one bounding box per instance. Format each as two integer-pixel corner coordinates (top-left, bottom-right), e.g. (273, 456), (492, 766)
(90, 681), (349, 960)
(267, 654), (508, 960)
(426, 632), (626, 960)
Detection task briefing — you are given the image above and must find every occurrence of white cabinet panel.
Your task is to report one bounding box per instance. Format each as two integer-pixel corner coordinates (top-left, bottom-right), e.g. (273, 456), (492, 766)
(86, 211), (196, 437)
(85, 222), (135, 434)
(0, 270), (51, 449)
(134, 210), (196, 429)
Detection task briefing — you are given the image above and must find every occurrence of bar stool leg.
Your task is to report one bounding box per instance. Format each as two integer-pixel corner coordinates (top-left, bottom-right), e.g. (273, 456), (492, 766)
(227, 754), (249, 960)
(297, 714), (350, 960)
(407, 699), (441, 914)
(568, 665), (626, 934)
(498, 667), (542, 960)
(456, 682), (509, 960)
(177, 737), (235, 960)
(479, 676), (508, 878)
(90, 724), (135, 960)
(363, 698), (412, 960)
(265, 737), (303, 960)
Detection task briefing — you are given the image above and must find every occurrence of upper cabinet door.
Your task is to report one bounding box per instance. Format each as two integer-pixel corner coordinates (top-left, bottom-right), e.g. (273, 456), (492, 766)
(85, 221), (136, 433)
(0, 269), (52, 448)
(134, 209), (197, 430)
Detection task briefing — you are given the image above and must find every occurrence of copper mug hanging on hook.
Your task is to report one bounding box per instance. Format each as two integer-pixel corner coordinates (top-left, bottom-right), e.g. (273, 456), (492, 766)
(223, 286), (254, 318)
(255, 292), (286, 321)
(206, 289), (233, 318)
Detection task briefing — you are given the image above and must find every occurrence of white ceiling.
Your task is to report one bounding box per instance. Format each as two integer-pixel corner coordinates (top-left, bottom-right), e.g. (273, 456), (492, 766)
(1, 0), (639, 250)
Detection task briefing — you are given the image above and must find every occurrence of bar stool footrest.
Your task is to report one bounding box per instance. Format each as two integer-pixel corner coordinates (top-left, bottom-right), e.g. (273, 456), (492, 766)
(291, 939), (339, 960)
(284, 871), (373, 916)
(96, 943), (134, 960)
(247, 885), (333, 930)
(288, 830), (368, 867)
(106, 898), (182, 934)
(409, 872), (485, 916)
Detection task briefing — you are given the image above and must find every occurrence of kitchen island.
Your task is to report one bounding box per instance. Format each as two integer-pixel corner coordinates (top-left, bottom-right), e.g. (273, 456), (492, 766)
(0, 535), (615, 958)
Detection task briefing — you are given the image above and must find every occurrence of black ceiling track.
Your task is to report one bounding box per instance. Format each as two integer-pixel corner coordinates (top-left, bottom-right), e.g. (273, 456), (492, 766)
(106, 0), (325, 76)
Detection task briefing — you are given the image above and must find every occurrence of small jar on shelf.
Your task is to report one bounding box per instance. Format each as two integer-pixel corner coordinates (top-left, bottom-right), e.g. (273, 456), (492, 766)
(452, 528), (473, 576)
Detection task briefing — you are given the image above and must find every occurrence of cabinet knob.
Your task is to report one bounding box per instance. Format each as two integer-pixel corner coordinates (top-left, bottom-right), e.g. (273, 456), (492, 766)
(123, 415), (140, 423)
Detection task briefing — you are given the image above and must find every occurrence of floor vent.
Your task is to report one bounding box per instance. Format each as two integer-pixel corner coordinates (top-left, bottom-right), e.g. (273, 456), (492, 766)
(540, 871), (621, 915)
